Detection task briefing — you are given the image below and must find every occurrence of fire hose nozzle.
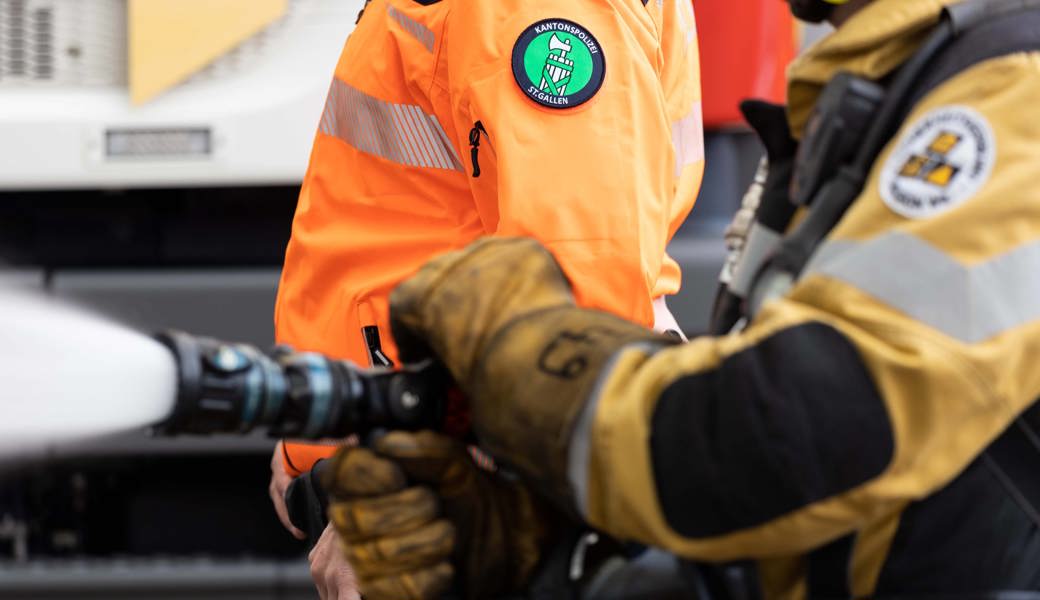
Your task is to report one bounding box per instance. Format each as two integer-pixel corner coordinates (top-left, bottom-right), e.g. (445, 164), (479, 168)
(153, 330), (447, 439)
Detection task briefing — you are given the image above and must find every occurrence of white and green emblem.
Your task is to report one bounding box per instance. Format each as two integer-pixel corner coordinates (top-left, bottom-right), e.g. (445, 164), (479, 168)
(512, 19), (605, 109)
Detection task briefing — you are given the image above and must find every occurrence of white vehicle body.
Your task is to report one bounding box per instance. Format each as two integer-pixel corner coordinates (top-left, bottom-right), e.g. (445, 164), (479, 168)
(0, 0), (358, 190)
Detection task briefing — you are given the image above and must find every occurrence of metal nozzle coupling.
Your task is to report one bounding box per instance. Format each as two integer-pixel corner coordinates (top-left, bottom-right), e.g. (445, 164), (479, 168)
(153, 330), (447, 439)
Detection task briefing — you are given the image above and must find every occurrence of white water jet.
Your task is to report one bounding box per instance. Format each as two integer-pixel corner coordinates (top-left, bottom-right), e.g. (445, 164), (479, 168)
(0, 287), (177, 456)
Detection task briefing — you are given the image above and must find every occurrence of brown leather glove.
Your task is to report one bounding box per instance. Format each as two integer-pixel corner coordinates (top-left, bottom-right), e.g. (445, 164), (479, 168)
(389, 238), (672, 506)
(325, 430), (558, 600)
(322, 441), (453, 600)
(389, 237), (576, 373)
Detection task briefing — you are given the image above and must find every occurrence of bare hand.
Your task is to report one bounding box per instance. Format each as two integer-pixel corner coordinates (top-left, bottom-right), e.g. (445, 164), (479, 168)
(270, 441), (306, 540)
(310, 524), (362, 600)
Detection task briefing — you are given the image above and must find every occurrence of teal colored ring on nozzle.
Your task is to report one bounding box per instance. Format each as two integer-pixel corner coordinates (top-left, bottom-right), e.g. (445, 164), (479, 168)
(242, 365), (262, 429)
(300, 353), (333, 439)
(259, 352), (286, 427)
(235, 345), (264, 431)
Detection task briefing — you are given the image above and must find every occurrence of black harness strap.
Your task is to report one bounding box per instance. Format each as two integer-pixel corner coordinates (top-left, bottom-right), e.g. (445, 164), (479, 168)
(984, 403), (1040, 530)
(902, 3), (1040, 121)
(806, 534), (855, 598)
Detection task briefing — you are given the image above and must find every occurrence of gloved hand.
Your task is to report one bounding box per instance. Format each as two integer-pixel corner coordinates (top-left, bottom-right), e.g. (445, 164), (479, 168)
(324, 430), (557, 600)
(389, 237), (576, 372)
(389, 238), (673, 505)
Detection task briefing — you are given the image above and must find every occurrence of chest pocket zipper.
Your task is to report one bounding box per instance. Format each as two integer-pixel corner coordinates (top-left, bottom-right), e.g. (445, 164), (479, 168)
(469, 121), (490, 177)
(362, 325), (394, 367)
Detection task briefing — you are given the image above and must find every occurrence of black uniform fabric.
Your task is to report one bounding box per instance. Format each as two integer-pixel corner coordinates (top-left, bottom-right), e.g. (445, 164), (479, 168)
(903, 5), (1040, 116)
(649, 322), (894, 538)
(873, 440), (1040, 594)
(286, 458), (331, 547)
(806, 533), (855, 597)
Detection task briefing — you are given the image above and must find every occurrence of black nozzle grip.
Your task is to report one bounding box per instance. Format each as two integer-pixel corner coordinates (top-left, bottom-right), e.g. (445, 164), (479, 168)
(358, 361), (451, 434)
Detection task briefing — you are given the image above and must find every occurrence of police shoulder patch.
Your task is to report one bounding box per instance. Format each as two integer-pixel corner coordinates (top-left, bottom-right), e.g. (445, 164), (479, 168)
(511, 19), (605, 110)
(879, 105), (996, 220)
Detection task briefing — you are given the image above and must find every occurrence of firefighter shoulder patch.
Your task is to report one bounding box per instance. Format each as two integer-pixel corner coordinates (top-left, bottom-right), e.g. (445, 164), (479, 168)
(879, 105), (996, 220)
(511, 19), (605, 109)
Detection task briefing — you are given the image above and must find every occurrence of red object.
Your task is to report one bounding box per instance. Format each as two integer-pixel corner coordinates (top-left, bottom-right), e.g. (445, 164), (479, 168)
(442, 387), (473, 438)
(693, 0), (796, 128)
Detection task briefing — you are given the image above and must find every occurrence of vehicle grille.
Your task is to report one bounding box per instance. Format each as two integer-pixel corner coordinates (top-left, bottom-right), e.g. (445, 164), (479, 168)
(0, 0), (312, 89)
(0, 0), (126, 86)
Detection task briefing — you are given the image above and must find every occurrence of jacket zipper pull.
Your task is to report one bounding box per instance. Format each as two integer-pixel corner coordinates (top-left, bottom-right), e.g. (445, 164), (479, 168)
(469, 121), (487, 178)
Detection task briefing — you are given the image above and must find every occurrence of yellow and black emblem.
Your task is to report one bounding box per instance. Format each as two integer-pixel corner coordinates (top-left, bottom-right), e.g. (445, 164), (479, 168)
(880, 106), (995, 220)
(897, 131), (962, 188)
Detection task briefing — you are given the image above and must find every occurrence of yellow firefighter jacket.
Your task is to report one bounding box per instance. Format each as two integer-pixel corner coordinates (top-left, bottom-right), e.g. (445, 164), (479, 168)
(570, 1), (1040, 595)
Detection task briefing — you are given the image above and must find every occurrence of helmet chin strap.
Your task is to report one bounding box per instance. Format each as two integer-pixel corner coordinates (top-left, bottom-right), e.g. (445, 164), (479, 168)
(789, 0), (852, 24)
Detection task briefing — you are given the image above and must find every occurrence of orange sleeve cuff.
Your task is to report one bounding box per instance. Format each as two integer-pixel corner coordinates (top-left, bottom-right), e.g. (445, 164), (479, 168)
(281, 441), (342, 477)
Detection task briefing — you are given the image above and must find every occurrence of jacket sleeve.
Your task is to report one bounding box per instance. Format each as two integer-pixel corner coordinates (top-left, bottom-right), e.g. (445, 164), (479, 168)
(443, 0), (702, 327)
(465, 56), (1040, 561)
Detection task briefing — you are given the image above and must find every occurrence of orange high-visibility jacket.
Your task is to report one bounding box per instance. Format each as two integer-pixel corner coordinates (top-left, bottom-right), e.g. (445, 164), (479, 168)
(275, 0), (704, 474)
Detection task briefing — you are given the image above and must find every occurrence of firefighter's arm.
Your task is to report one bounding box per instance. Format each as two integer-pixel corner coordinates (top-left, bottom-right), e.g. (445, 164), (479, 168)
(391, 57), (1040, 561)
(389, 234), (1030, 563)
(444, 0), (700, 327)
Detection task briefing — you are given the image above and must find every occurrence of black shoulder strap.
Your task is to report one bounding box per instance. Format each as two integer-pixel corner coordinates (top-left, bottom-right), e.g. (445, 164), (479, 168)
(984, 402), (1040, 530)
(902, 3), (1040, 120)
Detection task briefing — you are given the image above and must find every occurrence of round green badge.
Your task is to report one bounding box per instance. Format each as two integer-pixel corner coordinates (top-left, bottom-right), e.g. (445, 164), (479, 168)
(511, 19), (606, 109)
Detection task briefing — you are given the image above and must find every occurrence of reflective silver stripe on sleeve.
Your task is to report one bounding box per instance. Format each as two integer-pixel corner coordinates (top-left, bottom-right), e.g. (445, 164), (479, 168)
(395, 104), (431, 167)
(801, 238), (858, 276)
(319, 79), (464, 172)
(730, 222), (783, 298)
(387, 5), (435, 53)
(428, 115), (464, 172)
(319, 82), (336, 135)
(567, 342), (665, 518)
(675, 0), (697, 45)
(672, 101), (704, 177)
(803, 232), (1040, 343)
(410, 105), (449, 170)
